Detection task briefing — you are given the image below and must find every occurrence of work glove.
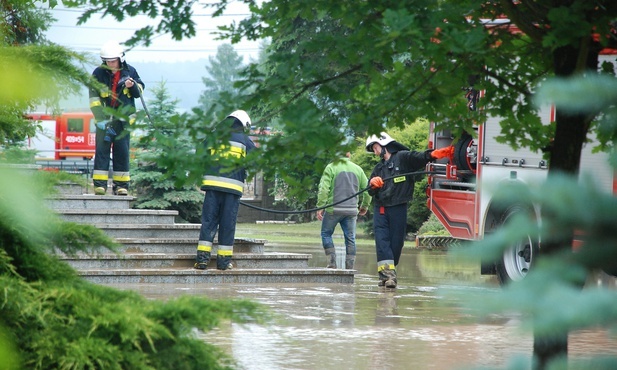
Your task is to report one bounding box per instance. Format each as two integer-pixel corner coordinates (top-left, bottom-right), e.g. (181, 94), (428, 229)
(95, 120), (109, 130)
(431, 145), (454, 159)
(369, 176), (384, 189)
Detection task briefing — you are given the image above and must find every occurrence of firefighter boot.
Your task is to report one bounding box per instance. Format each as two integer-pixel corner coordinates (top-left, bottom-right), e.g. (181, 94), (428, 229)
(325, 247), (337, 269)
(194, 250), (210, 270)
(345, 256), (356, 270)
(217, 255), (233, 270)
(94, 187), (106, 195)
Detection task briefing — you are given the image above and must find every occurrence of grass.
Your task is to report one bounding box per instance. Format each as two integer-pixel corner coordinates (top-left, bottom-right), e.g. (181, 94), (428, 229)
(235, 221), (376, 247)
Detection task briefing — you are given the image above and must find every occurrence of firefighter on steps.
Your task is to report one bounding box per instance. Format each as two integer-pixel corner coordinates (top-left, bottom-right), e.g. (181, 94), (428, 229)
(194, 110), (256, 270)
(89, 40), (144, 196)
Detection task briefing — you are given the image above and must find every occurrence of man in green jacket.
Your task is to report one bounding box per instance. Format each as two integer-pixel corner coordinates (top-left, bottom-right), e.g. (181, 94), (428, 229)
(316, 152), (370, 269)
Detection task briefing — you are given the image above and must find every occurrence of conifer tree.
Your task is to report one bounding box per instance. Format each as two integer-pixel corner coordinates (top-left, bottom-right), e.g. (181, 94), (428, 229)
(198, 44), (245, 121)
(132, 80), (203, 223)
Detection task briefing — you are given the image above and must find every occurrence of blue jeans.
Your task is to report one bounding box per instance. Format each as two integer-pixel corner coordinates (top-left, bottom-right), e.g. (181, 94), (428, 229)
(321, 212), (357, 256)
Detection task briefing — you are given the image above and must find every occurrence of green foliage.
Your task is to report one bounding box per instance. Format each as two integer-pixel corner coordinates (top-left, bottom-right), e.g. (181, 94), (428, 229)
(132, 81), (204, 223)
(53, 1), (616, 181)
(0, 167), (266, 369)
(1, 0), (54, 45)
(2, 274), (265, 370)
(417, 214), (450, 236)
(0, 322), (21, 370)
(536, 74), (617, 152)
(3, 1), (616, 368)
(58, 0), (197, 47)
(0, 44), (94, 146)
(0, 167), (116, 280)
(0, 145), (36, 163)
(445, 172), (617, 368)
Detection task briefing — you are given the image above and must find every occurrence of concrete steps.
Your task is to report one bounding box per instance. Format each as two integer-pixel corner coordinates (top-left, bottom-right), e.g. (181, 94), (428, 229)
(58, 209), (178, 224)
(114, 238), (265, 254)
(62, 252), (311, 269)
(95, 223), (202, 239)
(49, 182), (354, 284)
(81, 268), (354, 284)
(46, 195), (134, 210)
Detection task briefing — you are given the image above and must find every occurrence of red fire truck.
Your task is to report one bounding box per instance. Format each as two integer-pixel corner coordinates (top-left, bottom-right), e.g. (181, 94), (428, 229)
(425, 51), (616, 284)
(25, 112), (96, 160)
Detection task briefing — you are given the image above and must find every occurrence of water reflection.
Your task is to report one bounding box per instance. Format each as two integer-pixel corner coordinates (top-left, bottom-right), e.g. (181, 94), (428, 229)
(107, 246), (617, 370)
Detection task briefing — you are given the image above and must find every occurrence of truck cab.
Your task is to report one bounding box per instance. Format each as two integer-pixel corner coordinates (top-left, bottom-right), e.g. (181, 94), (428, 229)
(56, 112), (96, 160)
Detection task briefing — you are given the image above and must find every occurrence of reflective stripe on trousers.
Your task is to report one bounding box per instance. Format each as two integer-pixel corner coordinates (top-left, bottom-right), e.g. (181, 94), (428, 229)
(199, 190), (240, 268)
(93, 122), (130, 190)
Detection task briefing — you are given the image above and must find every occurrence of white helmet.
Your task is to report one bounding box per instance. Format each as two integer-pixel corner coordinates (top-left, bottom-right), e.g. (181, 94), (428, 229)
(100, 41), (125, 63)
(227, 110), (251, 129)
(365, 132), (395, 152)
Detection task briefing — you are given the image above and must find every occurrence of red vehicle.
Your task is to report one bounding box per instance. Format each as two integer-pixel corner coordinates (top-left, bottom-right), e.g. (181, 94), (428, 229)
(425, 51), (617, 284)
(25, 112), (96, 160)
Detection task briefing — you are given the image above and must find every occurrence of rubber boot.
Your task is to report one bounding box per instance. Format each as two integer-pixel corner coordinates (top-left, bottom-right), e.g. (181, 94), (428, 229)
(345, 256), (356, 270)
(194, 251), (210, 270)
(325, 247), (337, 269)
(384, 267), (397, 289)
(378, 271), (387, 287)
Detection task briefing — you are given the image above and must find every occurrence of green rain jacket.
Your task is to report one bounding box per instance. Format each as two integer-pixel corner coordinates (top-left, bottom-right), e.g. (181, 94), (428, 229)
(317, 157), (370, 215)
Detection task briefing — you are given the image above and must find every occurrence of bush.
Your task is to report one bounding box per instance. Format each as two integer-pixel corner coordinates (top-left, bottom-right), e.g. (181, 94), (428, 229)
(0, 167), (266, 369)
(417, 213), (450, 236)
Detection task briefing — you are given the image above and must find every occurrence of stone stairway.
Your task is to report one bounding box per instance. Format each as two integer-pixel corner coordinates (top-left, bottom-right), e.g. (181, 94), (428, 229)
(48, 183), (354, 284)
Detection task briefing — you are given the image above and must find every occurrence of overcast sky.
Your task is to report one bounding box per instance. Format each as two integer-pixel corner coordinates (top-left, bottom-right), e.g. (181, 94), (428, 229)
(44, 1), (262, 64)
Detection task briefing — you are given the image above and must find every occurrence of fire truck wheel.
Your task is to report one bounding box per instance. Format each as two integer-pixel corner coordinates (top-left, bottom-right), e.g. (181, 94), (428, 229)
(453, 132), (476, 174)
(494, 204), (539, 285)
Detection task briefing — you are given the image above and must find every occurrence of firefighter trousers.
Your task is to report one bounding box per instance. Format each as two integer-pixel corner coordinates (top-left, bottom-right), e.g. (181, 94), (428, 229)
(373, 203), (408, 269)
(198, 190), (240, 269)
(93, 121), (130, 191)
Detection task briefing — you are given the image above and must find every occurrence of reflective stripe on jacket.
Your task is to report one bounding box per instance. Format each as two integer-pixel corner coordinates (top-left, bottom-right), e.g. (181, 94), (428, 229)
(201, 131), (256, 196)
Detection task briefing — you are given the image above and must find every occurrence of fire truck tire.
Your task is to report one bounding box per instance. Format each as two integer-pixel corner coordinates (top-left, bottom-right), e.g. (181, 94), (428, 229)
(453, 132), (476, 173)
(494, 204), (539, 285)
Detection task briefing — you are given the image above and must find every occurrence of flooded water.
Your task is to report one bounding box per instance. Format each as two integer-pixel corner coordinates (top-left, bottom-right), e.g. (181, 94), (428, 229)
(108, 242), (617, 370)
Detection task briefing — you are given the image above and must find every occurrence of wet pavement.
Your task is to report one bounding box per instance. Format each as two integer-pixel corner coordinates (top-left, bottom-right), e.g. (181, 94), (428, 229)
(106, 243), (617, 370)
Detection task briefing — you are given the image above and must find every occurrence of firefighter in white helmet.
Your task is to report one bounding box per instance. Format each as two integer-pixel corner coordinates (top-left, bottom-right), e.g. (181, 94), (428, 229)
(365, 132), (454, 288)
(194, 110), (257, 270)
(89, 40), (144, 196)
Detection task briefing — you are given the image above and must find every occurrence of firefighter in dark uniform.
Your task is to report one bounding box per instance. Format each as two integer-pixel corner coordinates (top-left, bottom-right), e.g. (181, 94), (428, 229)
(89, 40), (144, 196)
(366, 132), (453, 288)
(194, 110), (256, 270)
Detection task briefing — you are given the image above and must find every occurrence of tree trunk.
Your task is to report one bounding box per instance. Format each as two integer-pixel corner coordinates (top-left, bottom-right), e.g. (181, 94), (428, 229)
(533, 43), (598, 370)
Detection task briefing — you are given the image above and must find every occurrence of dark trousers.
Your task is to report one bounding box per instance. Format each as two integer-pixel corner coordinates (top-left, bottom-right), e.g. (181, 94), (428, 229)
(373, 203), (408, 266)
(93, 121), (130, 190)
(199, 190), (240, 268)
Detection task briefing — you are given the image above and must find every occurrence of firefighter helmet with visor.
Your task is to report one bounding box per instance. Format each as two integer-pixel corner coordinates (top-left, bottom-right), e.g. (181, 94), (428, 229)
(365, 132), (395, 152)
(100, 41), (125, 63)
(227, 110), (252, 129)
